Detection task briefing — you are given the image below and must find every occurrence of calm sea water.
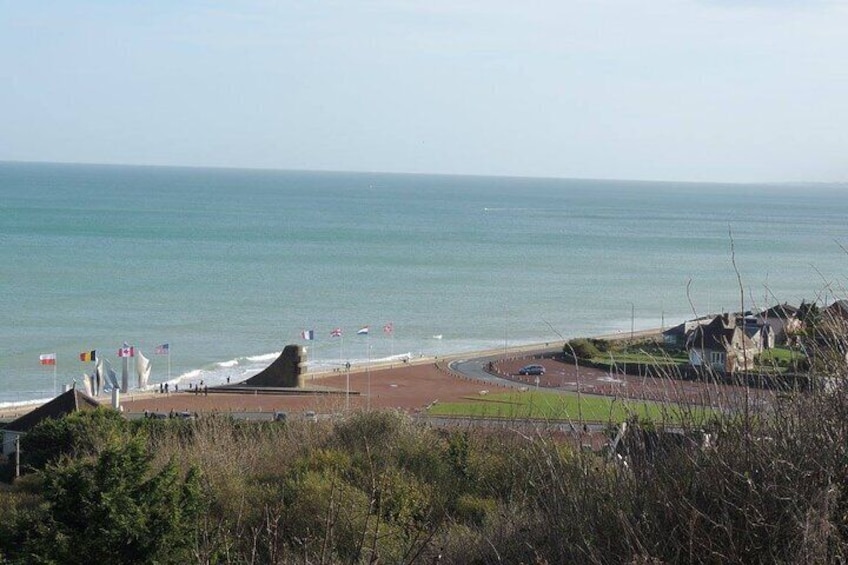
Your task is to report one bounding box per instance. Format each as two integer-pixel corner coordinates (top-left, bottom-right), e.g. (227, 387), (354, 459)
(1, 162), (846, 406)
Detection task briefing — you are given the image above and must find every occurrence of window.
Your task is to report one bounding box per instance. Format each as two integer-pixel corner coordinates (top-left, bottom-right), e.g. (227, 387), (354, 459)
(710, 351), (725, 366)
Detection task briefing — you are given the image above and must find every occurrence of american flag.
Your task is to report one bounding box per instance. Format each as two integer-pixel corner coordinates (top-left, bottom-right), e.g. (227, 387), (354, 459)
(383, 322), (394, 335)
(155, 343), (170, 355)
(330, 328), (343, 337)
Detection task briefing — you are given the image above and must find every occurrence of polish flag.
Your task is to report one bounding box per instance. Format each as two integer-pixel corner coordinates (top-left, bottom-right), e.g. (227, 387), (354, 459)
(39, 353), (56, 366)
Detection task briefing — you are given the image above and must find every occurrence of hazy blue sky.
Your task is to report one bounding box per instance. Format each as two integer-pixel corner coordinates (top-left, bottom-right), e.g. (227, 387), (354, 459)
(1, 1), (846, 182)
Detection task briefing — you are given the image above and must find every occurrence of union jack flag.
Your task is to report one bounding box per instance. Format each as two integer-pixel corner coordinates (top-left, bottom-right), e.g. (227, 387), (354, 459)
(383, 322), (394, 335)
(330, 328), (343, 337)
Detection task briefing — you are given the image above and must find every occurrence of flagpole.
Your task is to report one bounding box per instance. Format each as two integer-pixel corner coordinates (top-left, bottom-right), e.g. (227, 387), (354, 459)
(53, 359), (57, 396)
(342, 332), (348, 412)
(367, 336), (371, 411)
(168, 347), (172, 381)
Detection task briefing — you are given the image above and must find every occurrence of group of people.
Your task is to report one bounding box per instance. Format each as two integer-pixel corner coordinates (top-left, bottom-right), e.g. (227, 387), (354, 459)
(156, 375), (232, 395)
(157, 381), (209, 395)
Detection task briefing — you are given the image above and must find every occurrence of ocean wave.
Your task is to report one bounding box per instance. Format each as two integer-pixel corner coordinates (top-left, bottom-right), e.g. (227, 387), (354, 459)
(178, 369), (203, 380)
(0, 398), (50, 411)
(245, 352), (281, 363)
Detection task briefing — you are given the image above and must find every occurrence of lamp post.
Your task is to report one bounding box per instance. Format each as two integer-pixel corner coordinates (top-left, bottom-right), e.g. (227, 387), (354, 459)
(345, 361), (351, 412)
(367, 345), (372, 411)
(503, 303), (508, 359)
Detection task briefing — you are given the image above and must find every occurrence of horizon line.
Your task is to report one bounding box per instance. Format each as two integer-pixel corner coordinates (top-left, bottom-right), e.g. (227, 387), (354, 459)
(3, 158), (842, 188)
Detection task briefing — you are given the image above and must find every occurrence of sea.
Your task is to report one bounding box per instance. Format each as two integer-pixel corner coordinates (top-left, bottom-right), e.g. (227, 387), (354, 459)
(1, 161), (846, 407)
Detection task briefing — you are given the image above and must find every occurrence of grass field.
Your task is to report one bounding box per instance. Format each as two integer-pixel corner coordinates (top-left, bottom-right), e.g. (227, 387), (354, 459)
(427, 390), (715, 425)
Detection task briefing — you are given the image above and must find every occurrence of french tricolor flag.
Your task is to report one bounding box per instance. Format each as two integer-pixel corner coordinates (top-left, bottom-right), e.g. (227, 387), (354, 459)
(301, 329), (315, 341)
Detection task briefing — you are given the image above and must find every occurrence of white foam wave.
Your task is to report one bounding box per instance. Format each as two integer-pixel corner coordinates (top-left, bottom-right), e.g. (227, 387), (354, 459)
(0, 398), (49, 411)
(218, 359), (239, 368)
(246, 352), (281, 363)
(179, 369), (203, 380)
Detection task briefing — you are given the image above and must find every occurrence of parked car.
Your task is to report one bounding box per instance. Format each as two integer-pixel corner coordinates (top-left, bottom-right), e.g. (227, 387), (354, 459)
(518, 364), (545, 376)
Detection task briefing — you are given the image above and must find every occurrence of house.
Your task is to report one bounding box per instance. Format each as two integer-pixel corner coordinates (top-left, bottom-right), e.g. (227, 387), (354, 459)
(686, 314), (757, 373)
(739, 315), (775, 352)
(1, 388), (101, 457)
(824, 300), (848, 333)
(757, 303), (801, 346)
(662, 315), (713, 347)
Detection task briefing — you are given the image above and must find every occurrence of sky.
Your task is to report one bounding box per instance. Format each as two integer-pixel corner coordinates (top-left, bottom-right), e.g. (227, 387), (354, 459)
(1, 0), (846, 183)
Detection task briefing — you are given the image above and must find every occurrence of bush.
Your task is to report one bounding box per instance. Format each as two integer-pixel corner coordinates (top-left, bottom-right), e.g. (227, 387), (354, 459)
(567, 338), (602, 359)
(6, 438), (203, 565)
(19, 408), (129, 474)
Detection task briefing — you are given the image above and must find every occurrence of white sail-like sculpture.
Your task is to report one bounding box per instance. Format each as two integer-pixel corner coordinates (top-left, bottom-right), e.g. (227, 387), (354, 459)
(104, 359), (119, 390)
(136, 349), (152, 388)
(94, 358), (104, 395)
(82, 373), (93, 396)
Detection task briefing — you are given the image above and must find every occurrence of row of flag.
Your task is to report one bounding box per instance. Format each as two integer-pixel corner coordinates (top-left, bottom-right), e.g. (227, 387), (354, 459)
(39, 343), (170, 366)
(301, 323), (394, 341)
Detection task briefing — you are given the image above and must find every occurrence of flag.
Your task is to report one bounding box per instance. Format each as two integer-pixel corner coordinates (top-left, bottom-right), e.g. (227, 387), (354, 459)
(79, 350), (96, 362)
(383, 322), (394, 335)
(155, 343), (170, 355)
(357, 326), (369, 335)
(118, 345), (135, 358)
(330, 328), (343, 338)
(39, 353), (56, 366)
(301, 330), (315, 341)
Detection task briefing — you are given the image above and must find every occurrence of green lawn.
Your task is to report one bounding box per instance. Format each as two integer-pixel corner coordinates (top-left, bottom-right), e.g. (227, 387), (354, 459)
(755, 347), (805, 373)
(589, 345), (689, 366)
(428, 390), (715, 426)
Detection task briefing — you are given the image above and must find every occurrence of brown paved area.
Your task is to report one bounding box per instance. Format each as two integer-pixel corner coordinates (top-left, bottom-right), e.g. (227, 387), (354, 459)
(122, 362), (510, 417)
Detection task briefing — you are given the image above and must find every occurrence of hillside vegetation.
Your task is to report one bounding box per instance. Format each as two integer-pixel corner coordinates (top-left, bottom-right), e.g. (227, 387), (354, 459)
(2, 364), (848, 565)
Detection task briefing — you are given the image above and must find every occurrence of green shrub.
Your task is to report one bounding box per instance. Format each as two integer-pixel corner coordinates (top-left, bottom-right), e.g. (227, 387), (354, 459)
(8, 437), (203, 565)
(19, 408), (130, 474)
(567, 338), (601, 359)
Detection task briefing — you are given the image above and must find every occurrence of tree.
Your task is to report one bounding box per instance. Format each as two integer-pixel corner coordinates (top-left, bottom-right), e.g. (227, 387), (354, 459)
(16, 439), (203, 564)
(19, 408), (128, 473)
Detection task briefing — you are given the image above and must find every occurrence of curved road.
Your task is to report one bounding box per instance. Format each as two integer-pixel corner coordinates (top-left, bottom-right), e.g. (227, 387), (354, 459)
(448, 354), (519, 387)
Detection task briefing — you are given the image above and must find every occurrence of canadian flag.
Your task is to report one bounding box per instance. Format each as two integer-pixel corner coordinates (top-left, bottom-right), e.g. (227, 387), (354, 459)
(118, 345), (135, 358)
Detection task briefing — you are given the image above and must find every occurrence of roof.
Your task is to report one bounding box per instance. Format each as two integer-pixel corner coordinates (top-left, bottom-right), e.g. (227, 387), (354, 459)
(2, 388), (101, 433)
(687, 314), (754, 352)
(662, 323), (686, 337)
(759, 303), (800, 319)
(826, 300), (848, 320)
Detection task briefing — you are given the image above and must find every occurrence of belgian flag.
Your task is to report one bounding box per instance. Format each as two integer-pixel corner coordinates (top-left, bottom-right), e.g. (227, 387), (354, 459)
(79, 350), (96, 362)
